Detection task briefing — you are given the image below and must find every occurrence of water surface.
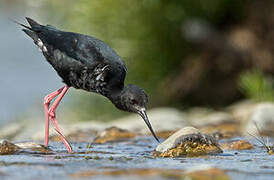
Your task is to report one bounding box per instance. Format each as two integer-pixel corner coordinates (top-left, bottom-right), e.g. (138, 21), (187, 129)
(0, 137), (273, 180)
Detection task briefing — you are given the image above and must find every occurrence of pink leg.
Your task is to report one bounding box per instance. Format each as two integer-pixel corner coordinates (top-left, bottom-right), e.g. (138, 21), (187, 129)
(47, 86), (72, 153)
(44, 86), (65, 147)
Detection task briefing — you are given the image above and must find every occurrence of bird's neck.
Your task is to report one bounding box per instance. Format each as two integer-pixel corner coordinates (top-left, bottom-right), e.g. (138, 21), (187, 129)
(107, 88), (126, 111)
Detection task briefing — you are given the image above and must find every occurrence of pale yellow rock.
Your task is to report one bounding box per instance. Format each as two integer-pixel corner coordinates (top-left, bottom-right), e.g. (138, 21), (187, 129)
(156, 126), (200, 152)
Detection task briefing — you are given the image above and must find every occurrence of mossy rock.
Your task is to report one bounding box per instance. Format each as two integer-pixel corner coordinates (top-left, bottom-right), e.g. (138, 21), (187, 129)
(0, 140), (20, 155)
(154, 127), (222, 157)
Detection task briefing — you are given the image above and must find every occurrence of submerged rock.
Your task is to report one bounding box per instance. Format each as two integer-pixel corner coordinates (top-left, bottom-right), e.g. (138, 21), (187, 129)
(93, 127), (136, 144)
(0, 140), (20, 155)
(154, 127), (222, 157)
(221, 140), (253, 150)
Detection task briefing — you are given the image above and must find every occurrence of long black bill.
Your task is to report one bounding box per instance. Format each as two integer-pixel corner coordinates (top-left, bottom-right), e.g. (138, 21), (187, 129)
(139, 109), (160, 143)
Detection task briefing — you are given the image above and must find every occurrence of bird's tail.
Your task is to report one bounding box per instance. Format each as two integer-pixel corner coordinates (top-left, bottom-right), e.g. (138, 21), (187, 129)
(25, 17), (42, 31)
(12, 17), (42, 42)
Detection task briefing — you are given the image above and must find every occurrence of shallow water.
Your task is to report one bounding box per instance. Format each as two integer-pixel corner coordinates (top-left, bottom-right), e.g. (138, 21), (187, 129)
(0, 137), (273, 180)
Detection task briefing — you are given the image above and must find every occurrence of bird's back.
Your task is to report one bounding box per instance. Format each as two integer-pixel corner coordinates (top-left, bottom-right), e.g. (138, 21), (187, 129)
(22, 18), (127, 96)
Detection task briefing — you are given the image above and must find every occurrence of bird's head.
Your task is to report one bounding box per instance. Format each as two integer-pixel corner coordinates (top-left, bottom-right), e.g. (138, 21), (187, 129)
(113, 84), (159, 142)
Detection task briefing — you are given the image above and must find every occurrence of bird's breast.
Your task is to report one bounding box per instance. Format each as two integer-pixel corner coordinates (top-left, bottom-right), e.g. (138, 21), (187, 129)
(67, 64), (110, 94)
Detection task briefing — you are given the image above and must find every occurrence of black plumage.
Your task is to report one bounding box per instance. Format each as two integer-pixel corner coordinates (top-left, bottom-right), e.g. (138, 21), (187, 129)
(23, 18), (127, 98)
(17, 17), (159, 151)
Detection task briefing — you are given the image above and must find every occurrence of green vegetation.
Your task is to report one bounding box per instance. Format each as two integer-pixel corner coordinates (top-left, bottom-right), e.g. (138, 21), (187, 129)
(44, 0), (247, 99)
(239, 70), (274, 101)
(37, 0), (264, 120)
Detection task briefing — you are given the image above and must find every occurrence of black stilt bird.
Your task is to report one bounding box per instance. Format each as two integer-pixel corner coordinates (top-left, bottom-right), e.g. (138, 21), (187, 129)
(17, 17), (159, 152)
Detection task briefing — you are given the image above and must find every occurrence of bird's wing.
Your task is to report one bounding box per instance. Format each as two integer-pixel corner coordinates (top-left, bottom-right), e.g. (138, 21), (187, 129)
(20, 18), (127, 89)
(20, 18), (126, 70)
(38, 27), (125, 69)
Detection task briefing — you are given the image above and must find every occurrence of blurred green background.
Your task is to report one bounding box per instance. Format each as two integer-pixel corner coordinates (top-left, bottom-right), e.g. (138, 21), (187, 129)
(2, 0), (274, 122)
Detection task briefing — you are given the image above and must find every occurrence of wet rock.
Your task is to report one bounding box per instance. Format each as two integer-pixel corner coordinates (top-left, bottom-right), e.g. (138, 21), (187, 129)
(50, 129), (97, 142)
(154, 127), (222, 157)
(156, 127), (199, 152)
(15, 142), (51, 153)
(93, 127), (136, 144)
(0, 140), (20, 155)
(243, 103), (274, 136)
(221, 140), (253, 150)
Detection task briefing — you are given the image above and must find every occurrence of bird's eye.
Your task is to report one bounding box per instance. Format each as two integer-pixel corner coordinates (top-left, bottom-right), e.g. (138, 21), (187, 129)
(130, 99), (137, 105)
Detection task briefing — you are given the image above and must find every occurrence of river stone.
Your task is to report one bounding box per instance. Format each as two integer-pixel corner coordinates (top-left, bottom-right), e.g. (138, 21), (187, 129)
(155, 127), (222, 157)
(15, 142), (51, 153)
(156, 127), (200, 152)
(0, 140), (20, 155)
(221, 140), (253, 150)
(226, 100), (256, 125)
(93, 127), (136, 144)
(244, 103), (274, 136)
